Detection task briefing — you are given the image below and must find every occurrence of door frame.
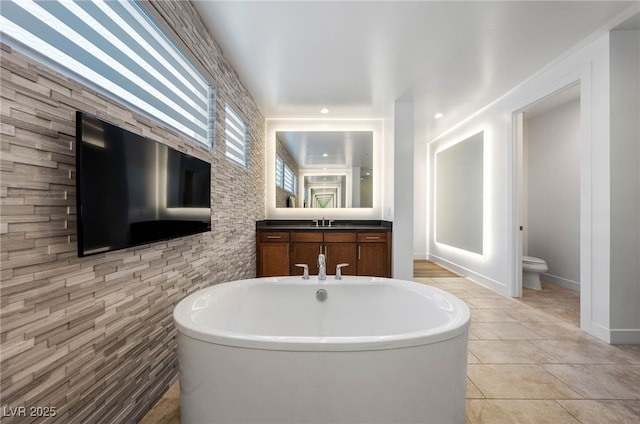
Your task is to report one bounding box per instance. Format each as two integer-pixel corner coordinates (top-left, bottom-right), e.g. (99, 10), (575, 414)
(509, 77), (591, 332)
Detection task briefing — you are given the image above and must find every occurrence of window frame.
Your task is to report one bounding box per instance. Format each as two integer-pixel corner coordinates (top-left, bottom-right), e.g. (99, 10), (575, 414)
(283, 164), (295, 194)
(224, 103), (249, 168)
(275, 155), (284, 188)
(0, 0), (215, 149)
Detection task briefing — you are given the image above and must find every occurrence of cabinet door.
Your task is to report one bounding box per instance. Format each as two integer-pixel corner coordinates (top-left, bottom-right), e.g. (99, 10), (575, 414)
(323, 232), (357, 276)
(258, 243), (290, 277)
(357, 243), (389, 277)
(357, 232), (391, 277)
(325, 242), (357, 276)
(290, 232), (323, 275)
(291, 242), (323, 275)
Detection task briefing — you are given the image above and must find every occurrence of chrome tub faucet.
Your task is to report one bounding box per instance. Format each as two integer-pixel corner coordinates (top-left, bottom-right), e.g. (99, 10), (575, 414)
(318, 253), (326, 280)
(335, 263), (349, 280)
(295, 263), (309, 280)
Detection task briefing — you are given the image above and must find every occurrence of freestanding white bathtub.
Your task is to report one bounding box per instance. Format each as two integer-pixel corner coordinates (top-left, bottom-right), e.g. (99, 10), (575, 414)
(173, 276), (470, 424)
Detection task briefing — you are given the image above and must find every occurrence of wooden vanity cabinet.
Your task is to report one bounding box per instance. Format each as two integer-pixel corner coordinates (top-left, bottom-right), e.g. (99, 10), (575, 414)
(357, 232), (391, 277)
(256, 229), (391, 278)
(290, 232), (323, 276)
(256, 232), (290, 277)
(323, 232), (357, 276)
(290, 232), (357, 276)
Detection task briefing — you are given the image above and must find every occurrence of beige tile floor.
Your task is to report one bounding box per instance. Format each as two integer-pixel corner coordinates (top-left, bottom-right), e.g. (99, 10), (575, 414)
(141, 266), (640, 423)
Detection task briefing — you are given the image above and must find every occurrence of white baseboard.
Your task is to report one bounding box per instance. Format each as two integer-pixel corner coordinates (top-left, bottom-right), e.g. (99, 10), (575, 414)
(589, 324), (640, 345)
(609, 329), (640, 344)
(426, 256), (639, 345)
(428, 254), (508, 295)
(541, 273), (580, 292)
(587, 322), (613, 343)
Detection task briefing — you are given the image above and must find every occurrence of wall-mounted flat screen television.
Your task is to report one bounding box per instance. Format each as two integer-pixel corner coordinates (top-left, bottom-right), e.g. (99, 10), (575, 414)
(76, 111), (211, 257)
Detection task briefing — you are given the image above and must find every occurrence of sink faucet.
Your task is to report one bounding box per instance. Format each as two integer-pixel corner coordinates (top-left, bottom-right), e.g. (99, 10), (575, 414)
(318, 253), (326, 280)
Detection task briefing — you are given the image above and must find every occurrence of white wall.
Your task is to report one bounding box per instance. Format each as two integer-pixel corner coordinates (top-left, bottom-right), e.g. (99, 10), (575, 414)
(414, 138), (428, 259)
(525, 98), (581, 290)
(393, 101), (415, 280)
(609, 29), (640, 341)
(426, 31), (618, 343)
(383, 118), (395, 222)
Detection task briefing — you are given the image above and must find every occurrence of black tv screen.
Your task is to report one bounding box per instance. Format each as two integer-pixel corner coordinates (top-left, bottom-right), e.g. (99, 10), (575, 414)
(76, 111), (211, 257)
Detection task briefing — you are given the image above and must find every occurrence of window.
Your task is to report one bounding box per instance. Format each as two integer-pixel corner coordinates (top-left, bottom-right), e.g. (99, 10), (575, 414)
(284, 164), (294, 194)
(0, 0), (214, 148)
(224, 104), (248, 167)
(275, 155), (284, 188)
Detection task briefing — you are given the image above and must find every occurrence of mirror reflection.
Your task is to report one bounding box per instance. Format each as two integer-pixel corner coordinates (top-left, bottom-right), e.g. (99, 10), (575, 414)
(435, 131), (484, 254)
(275, 131), (373, 208)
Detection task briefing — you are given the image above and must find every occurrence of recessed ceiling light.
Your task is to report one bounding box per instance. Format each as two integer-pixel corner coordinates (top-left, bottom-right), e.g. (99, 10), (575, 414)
(322, 153), (328, 157)
(434, 113), (444, 119)
(320, 108), (329, 114)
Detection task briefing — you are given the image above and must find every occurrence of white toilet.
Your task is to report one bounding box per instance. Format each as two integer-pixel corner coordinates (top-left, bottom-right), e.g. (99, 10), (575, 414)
(522, 255), (548, 290)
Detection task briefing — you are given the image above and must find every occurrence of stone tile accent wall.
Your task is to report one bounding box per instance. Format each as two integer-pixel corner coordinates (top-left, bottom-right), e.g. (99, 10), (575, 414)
(0, 2), (265, 423)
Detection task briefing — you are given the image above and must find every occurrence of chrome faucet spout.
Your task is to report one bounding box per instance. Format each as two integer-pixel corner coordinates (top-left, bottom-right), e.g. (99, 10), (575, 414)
(318, 253), (326, 280)
(335, 263), (349, 280)
(295, 263), (309, 280)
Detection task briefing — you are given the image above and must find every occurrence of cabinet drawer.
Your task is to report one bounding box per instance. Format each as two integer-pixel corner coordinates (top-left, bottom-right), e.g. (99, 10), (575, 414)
(357, 232), (388, 243)
(324, 232), (356, 243)
(291, 232), (323, 243)
(258, 232), (290, 242)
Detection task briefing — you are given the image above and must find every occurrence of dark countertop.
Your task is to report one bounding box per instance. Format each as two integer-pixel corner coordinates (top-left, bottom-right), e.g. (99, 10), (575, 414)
(256, 220), (392, 232)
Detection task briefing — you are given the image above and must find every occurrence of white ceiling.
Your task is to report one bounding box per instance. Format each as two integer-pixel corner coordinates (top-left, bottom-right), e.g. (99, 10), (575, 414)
(277, 131), (373, 170)
(193, 1), (637, 142)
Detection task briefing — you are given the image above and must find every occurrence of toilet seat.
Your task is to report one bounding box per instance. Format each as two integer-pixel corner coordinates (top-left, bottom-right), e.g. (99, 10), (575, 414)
(523, 255), (546, 265)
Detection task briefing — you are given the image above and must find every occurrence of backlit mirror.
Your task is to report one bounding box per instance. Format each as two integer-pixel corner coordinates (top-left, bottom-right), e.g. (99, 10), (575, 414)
(435, 131), (484, 254)
(275, 131), (373, 208)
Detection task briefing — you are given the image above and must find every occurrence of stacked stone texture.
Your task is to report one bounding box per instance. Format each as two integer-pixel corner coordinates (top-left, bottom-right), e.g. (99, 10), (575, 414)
(0, 1), (265, 422)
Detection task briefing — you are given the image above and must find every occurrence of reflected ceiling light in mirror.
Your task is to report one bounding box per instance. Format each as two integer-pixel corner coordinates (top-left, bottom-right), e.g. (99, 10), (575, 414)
(434, 113), (444, 119)
(320, 108), (329, 114)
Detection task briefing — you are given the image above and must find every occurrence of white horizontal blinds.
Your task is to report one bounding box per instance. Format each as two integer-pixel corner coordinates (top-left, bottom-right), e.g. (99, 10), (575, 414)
(284, 164), (294, 193)
(0, 0), (213, 147)
(275, 156), (284, 188)
(225, 104), (248, 167)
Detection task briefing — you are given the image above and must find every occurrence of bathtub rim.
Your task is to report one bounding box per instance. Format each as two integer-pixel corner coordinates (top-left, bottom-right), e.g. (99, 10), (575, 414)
(173, 276), (471, 352)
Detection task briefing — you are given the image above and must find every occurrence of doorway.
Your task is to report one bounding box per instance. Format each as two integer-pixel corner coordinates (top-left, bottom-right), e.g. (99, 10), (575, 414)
(513, 83), (582, 326)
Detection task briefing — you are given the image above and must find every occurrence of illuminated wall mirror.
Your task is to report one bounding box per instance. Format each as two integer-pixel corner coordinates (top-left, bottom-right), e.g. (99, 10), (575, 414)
(275, 131), (373, 208)
(435, 131), (484, 254)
